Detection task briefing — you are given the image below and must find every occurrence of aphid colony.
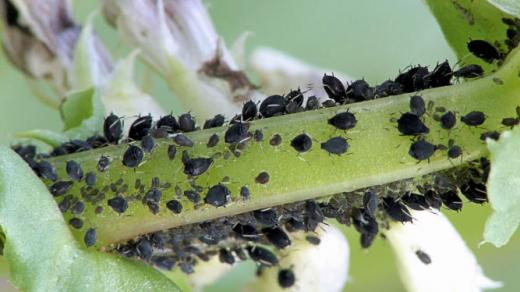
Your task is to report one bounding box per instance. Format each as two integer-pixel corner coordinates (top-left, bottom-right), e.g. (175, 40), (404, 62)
(11, 41), (508, 287)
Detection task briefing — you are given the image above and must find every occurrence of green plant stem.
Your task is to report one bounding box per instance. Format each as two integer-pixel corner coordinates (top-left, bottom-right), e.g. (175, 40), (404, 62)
(44, 47), (520, 247)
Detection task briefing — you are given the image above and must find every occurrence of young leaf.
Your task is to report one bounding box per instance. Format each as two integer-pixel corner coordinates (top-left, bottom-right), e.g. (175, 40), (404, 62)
(0, 146), (180, 291)
(425, 0), (510, 71)
(484, 128), (520, 247)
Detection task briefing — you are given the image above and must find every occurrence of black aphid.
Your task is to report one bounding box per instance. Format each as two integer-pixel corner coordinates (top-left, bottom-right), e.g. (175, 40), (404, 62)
(254, 208), (279, 226)
(395, 65), (429, 92)
(233, 224), (260, 239)
(382, 197), (413, 222)
(328, 111), (357, 130)
(97, 155), (110, 172)
(262, 227), (291, 249)
(84, 228), (96, 247)
(178, 113), (196, 132)
(278, 269), (296, 288)
(253, 129), (264, 142)
(363, 191), (378, 217)
(305, 96), (320, 110)
(416, 250), (432, 264)
(151, 256), (175, 270)
(218, 249), (235, 265)
(122, 145), (144, 168)
(255, 171), (270, 184)
(322, 74), (346, 103)
(205, 184), (231, 207)
(107, 196), (128, 214)
(240, 186), (251, 200)
(203, 114), (225, 129)
(440, 111), (456, 129)
(136, 239), (153, 261)
(225, 122), (249, 144)
(147, 201), (160, 214)
(360, 232), (377, 249)
(179, 262), (194, 274)
(37, 161), (57, 181)
(242, 100), (258, 121)
(66, 160), (83, 181)
(454, 64), (484, 78)
(346, 79), (374, 101)
(260, 95), (287, 117)
(129, 115), (153, 140)
(320, 137), (349, 155)
(184, 190), (201, 204)
(424, 190), (442, 210)
(306, 235), (321, 245)
(85, 171), (96, 187)
(286, 88), (304, 107)
(166, 200), (183, 214)
(448, 145), (462, 159)
(401, 193), (429, 211)
(502, 117), (519, 128)
(397, 113), (429, 135)
(428, 60), (453, 87)
(157, 114), (179, 133)
(69, 218), (83, 229)
(247, 246), (278, 266)
(103, 113), (123, 143)
(173, 134), (194, 147)
(374, 80), (403, 97)
(144, 188), (162, 203)
(352, 212), (379, 235)
(460, 181), (488, 204)
(408, 139), (436, 161)
(71, 201), (85, 215)
(480, 131), (500, 141)
(439, 190), (463, 211)
(59, 195), (73, 213)
(467, 40), (501, 62)
(141, 135), (155, 153)
(50, 181), (73, 196)
(270, 134), (282, 146)
(166, 145), (177, 160)
(290, 133), (312, 152)
(207, 134), (219, 148)
(183, 157), (213, 176)
(461, 111), (486, 126)
(410, 95), (426, 117)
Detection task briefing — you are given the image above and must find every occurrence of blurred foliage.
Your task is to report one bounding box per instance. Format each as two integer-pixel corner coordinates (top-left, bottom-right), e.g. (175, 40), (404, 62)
(0, 0), (518, 291)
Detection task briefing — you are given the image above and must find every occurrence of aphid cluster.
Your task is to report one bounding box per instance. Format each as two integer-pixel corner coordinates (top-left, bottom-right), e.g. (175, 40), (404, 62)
(10, 53), (499, 286)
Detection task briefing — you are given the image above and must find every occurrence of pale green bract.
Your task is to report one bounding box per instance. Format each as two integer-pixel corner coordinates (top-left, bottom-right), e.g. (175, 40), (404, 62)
(488, 0), (520, 18)
(17, 88), (105, 147)
(484, 128), (520, 247)
(0, 146), (180, 292)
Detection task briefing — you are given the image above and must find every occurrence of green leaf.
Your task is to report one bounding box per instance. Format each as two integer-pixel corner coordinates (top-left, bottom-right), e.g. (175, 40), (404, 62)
(0, 146), (180, 291)
(488, 0), (520, 18)
(425, 0), (511, 71)
(484, 128), (520, 247)
(61, 88), (105, 138)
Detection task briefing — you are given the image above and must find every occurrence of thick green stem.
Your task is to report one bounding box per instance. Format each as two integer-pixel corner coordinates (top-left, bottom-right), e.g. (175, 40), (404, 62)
(45, 48), (520, 247)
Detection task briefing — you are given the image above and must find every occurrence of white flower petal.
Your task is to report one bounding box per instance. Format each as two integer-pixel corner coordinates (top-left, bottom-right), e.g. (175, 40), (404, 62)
(102, 51), (164, 122)
(244, 225), (349, 292)
(188, 255), (234, 292)
(385, 210), (502, 292)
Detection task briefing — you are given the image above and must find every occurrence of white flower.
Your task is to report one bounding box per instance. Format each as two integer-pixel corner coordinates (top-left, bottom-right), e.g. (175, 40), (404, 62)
(243, 225), (350, 292)
(103, 0), (259, 118)
(385, 210), (501, 292)
(1, 0), (112, 98)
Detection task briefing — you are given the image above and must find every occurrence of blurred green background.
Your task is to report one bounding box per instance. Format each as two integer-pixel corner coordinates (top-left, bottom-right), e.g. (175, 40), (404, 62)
(0, 0), (519, 291)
